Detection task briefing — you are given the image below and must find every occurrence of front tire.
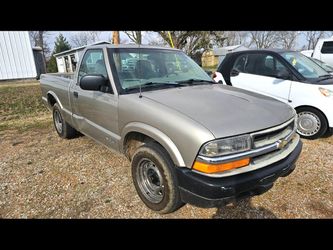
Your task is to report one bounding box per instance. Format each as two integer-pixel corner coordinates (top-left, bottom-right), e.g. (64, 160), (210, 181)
(131, 143), (184, 214)
(53, 103), (77, 139)
(296, 107), (328, 139)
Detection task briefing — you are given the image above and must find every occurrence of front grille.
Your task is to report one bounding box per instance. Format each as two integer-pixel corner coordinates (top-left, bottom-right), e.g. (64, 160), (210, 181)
(252, 119), (295, 149)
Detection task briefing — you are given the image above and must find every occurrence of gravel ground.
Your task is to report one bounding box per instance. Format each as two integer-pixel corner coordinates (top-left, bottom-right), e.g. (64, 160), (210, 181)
(1, 83), (333, 218)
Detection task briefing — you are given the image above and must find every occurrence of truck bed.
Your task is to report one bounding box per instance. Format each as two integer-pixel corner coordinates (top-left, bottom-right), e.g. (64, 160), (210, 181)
(40, 73), (75, 113)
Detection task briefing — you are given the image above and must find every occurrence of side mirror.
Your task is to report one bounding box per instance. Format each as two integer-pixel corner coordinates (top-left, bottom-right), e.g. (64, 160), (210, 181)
(80, 74), (107, 91)
(276, 68), (291, 80)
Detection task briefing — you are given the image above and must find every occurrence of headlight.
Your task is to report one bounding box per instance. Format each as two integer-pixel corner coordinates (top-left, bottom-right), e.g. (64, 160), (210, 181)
(319, 87), (333, 97)
(199, 134), (251, 157)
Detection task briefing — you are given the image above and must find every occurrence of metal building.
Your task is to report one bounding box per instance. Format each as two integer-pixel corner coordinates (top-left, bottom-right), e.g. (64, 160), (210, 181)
(0, 31), (37, 80)
(54, 41), (111, 73)
(213, 45), (249, 65)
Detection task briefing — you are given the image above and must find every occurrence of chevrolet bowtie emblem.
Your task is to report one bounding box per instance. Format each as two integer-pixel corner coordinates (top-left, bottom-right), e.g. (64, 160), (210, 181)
(277, 139), (288, 149)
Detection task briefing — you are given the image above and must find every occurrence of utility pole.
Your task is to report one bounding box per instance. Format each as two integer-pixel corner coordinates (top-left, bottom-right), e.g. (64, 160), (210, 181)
(112, 31), (120, 45)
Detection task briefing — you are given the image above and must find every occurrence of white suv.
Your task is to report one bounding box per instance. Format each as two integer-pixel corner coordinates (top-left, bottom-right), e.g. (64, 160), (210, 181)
(312, 37), (333, 67)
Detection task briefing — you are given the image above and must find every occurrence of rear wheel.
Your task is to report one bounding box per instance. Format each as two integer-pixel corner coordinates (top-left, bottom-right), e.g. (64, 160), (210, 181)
(131, 143), (184, 214)
(296, 107), (328, 139)
(53, 103), (77, 139)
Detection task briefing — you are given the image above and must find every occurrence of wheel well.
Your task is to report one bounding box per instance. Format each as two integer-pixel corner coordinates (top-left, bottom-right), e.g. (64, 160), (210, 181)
(295, 105), (329, 125)
(123, 132), (164, 161)
(47, 93), (57, 107)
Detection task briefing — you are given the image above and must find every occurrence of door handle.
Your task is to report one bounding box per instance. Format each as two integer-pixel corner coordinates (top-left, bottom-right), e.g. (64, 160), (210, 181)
(73, 91), (78, 98)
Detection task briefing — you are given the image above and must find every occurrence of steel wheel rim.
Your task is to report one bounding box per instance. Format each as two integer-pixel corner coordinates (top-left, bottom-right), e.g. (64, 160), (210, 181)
(297, 111), (321, 136)
(136, 158), (164, 204)
(54, 110), (63, 134)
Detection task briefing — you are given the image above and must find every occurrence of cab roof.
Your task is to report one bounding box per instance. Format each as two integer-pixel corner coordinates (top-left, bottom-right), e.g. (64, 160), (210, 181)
(86, 44), (181, 51)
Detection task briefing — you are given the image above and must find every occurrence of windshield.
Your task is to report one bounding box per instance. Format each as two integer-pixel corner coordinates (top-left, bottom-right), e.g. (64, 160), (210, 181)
(312, 58), (333, 73)
(280, 51), (329, 79)
(109, 48), (212, 93)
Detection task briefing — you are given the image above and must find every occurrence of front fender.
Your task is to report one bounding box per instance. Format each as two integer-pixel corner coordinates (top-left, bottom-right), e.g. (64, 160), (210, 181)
(121, 122), (186, 167)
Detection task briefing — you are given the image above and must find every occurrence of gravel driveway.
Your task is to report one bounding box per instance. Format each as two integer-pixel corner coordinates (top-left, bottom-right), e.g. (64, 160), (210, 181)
(1, 83), (332, 218)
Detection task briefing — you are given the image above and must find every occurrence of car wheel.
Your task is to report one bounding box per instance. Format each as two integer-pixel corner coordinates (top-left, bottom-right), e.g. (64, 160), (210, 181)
(131, 142), (184, 214)
(296, 107), (328, 139)
(53, 103), (77, 139)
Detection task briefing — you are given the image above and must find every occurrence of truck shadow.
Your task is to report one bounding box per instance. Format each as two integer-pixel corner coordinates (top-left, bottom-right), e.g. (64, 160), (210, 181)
(212, 198), (277, 219)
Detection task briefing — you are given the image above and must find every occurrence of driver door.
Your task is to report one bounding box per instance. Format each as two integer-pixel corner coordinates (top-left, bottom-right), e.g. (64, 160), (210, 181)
(230, 53), (292, 103)
(70, 49), (119, 150)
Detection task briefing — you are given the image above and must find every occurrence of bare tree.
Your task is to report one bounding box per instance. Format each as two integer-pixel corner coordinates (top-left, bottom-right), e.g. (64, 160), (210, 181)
(29, 31), (39, 46)
(29, 31), (50, 56)
(124, 31), (142, 44)
(208, 31), (227, 47)
(211, 31), (248, 47)
(248, 31), (280, 48)
(158, 31), (192, 49)
(29, 31), (50, 71)
(146, 32), (167, 46)
(277, 31), (299, 49)
(302, 31), (329, 50)
(70, 31), (101, 47)
(156, 31), (210, 65)
(158, 31), (215, 56)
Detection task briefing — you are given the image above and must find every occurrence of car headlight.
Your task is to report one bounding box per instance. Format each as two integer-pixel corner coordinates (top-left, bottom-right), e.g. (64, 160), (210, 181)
(319, 87), (333, 97)
(199, 134), (251, 157)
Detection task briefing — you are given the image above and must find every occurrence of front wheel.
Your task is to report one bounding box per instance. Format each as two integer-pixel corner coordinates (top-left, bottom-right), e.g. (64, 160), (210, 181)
(296, 107), (328, 139)
(131, 143), (184, 214)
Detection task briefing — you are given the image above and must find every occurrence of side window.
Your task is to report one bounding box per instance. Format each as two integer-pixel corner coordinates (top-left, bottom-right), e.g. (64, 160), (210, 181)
(78, 50), (108, 80)
(321, 41), (333, 54)
(233, 55), (247, 72)
(232, 54), (257, 74)
(254, 54), (288, 78)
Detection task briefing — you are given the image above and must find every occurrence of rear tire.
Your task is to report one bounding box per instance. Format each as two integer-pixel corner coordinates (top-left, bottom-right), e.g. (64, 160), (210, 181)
(131, 142), (184, 214)
(53, 103), (77, 139)
(296, 107), (328, 140)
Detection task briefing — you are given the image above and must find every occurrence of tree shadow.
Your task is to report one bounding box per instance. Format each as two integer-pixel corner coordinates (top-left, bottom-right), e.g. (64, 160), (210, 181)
(212, 197), (277, 219)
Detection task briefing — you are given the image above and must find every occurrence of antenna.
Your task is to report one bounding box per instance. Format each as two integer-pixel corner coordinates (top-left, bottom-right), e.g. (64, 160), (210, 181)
(138, 43), (142, 98)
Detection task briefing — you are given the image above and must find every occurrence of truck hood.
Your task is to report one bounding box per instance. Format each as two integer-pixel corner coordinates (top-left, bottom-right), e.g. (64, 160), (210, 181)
(142, 84), (295, 138)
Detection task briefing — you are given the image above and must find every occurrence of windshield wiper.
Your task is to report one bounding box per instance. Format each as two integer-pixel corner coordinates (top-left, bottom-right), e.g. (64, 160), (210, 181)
(141, 81), (178, 87)
(319, 74), (332, 78)
(176, 79), (215, 85)
(317, 74), (333, 82)
(124, 81), (178, 91)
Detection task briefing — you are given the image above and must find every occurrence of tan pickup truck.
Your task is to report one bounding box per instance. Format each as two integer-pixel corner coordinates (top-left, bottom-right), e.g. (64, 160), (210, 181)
(40, 44), (302, 213)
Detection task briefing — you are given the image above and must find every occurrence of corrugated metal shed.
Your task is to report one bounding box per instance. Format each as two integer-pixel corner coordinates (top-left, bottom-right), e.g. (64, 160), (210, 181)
(0, 31), (37, 80)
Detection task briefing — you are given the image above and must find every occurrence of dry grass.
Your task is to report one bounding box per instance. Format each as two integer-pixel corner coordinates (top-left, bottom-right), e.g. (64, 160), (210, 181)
(0, 82), (49, 131)
(0, 81), (332, 218)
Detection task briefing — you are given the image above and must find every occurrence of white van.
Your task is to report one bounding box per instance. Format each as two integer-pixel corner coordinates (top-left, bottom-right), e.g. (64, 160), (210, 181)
(312, 37), (333, 67)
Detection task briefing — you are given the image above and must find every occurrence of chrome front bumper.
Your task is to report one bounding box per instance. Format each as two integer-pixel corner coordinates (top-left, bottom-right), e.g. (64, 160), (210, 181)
(195, 117), (300, 178)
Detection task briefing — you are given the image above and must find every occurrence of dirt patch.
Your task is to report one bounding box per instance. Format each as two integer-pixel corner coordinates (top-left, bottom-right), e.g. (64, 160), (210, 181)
(1, 117), (332, 218)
